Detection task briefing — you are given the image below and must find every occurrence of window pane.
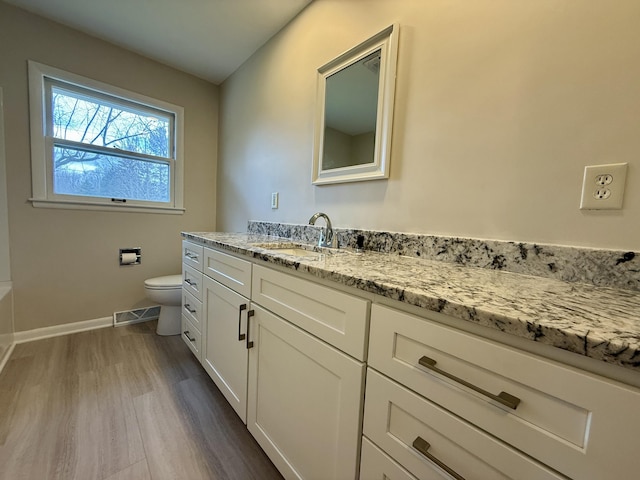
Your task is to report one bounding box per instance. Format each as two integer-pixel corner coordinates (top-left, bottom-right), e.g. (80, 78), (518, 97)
(53, 146), (170, 202)
(51, 86), (170, 158)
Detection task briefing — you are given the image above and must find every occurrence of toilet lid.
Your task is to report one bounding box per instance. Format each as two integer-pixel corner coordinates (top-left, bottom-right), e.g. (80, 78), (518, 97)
(144, 274), (182, 290)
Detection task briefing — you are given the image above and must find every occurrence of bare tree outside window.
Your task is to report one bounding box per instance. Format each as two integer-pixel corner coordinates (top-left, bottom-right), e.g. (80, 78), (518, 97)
(51, 86), (172, 202)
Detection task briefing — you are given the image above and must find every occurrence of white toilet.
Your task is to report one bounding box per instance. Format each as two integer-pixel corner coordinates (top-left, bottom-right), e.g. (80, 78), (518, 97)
(144, 274), (182, 335)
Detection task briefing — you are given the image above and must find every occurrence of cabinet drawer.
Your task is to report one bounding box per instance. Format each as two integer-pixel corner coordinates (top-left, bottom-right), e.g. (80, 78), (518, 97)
(364, 369), (565, 480)
(182, 240), (204, 272)
(369, 304), (640, 479)
(181, 288), (202, 331)
(251, 264), (369, 360)
(203, 247), (252, 297)
(182, 264), (203, 301)
(181, 315), (201, 360)
(360, 437), (418, 480)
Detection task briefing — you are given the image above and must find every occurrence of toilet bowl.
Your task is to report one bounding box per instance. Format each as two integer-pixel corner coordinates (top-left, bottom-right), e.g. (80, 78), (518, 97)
(144, 274), (182, 335)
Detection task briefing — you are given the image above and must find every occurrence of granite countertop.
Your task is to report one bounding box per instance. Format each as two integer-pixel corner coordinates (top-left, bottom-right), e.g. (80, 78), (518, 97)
(183, 232), (640, 372)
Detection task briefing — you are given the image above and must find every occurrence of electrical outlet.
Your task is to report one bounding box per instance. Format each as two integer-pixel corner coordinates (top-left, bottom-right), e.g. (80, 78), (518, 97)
(579, 163), (628, 210)
(595, 174), (613, 186)
(271, 192), (279, 209)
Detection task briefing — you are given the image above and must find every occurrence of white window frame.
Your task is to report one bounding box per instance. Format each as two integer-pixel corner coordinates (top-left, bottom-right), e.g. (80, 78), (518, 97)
(28, 60), (185, 214)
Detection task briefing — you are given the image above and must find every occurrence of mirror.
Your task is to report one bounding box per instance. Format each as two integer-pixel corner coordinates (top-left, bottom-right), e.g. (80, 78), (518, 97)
(312, 24), (399, 185)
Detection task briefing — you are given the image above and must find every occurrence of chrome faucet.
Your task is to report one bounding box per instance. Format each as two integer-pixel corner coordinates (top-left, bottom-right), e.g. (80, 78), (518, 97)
(308, 212), (337, 248)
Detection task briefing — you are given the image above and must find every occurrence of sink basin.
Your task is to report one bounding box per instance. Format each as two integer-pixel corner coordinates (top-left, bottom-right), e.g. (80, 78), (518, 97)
(267, 247), (320, 257)
(251, 242), (323, 258)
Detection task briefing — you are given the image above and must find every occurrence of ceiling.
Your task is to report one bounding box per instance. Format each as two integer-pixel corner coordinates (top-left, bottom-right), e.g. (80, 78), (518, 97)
(4, 0), (313, 85)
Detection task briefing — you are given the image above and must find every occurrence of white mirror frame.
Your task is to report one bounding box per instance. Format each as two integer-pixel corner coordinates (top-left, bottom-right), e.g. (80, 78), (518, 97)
(312, 24), (399, 185)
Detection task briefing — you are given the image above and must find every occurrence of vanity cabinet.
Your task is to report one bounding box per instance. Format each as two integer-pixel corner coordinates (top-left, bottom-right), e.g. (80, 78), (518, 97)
(364, 303), (640, 480)
(182, 237), (640, 480)
(200, 248), (252, 422)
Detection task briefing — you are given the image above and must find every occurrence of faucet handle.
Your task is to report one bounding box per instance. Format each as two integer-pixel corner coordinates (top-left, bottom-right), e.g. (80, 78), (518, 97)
(328, 231), (338, 248)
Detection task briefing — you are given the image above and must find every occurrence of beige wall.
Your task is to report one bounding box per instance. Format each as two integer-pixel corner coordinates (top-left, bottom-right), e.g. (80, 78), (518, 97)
(218, 0), (640, 250)
(0, 2), (218, 332)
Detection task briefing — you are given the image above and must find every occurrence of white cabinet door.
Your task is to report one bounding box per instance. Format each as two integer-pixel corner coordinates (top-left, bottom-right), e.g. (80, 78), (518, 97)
(247, 305), (365, 480)
(201, 275), (250, 423)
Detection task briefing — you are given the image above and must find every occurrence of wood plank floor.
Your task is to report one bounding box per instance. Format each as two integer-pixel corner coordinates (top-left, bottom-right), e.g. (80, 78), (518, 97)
(0, 321), (283, 480)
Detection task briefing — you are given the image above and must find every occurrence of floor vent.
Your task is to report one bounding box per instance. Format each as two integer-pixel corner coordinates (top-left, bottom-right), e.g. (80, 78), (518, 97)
(113, 306), (160, 327)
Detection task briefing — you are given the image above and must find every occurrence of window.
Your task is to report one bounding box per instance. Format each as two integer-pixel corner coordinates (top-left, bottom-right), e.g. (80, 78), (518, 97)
(28, 61), (184, 213)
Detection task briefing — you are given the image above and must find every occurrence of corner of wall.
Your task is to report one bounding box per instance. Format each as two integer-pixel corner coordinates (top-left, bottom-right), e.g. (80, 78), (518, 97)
(0, 283), (15, 374)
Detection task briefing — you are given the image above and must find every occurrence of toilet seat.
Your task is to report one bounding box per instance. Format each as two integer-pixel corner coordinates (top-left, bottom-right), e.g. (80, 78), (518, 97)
(144, 274), (182, 290)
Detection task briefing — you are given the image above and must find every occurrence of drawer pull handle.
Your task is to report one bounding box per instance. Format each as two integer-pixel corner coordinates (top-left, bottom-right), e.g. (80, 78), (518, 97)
(418, 356), (521, 410)
(184, 304), (197, 314)
(412, 437), (465, 480)
(184, 252), (198, 260)
(183, 330), (196, 342)
(184, 278), (197, 288)
(246, 309), (255, 349)
(238, 304), (247, 341)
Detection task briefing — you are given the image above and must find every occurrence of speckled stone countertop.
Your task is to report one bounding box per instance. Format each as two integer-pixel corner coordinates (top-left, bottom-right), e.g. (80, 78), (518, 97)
(183, 232), (640, 372)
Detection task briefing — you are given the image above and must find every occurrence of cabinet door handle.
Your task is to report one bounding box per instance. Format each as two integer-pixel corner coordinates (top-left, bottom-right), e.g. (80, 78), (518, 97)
(184, 304), (197, 314)
(412, 437), (465, 480)
(238, 304), (247, 341)
(246, 309), (255, 349)
(183, 330), (196, 342)
(418, 356), (521, 410)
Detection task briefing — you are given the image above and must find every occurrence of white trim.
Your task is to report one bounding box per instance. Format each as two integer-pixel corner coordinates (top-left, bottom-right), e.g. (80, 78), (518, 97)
(29, 198), (185, 214)
(28, 63), (48, 199)
(28, 60), (185, 213)
(312, 23), (400, 185)
(14, 316), (112, 344)
(0, 342), (15, 375)
(0, 281), (11, 297)
(0, 281), (13, 375)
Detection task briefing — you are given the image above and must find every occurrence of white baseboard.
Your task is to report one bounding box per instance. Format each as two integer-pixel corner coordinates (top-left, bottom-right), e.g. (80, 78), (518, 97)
(14, 316), (112, 344)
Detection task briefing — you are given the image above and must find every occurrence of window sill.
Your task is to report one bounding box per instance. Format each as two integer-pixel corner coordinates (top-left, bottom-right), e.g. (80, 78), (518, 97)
(29, 198), (185, 215)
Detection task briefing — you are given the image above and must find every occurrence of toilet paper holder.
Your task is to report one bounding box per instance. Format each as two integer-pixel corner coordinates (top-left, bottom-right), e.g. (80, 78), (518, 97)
(119, 247), (141, 266)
